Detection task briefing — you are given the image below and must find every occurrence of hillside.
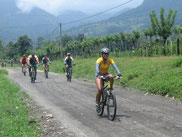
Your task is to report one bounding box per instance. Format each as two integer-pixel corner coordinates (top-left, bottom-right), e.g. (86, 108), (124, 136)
(65, 0), (182, 36)
(0, 0), (60, 43)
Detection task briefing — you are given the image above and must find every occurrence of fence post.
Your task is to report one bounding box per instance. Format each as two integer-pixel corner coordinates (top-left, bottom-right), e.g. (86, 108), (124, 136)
(177, 38), (180, 56)
(171, 41), (173, 55)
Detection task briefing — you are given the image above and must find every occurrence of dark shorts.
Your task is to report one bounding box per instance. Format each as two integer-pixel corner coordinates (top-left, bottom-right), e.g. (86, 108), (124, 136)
(22, 62), (27, 64)
(95, 73), (108, 80)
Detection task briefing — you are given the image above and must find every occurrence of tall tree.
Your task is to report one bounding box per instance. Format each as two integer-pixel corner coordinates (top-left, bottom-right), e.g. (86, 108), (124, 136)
(149, 8), (177, 55)
(16, 35), (33, 55)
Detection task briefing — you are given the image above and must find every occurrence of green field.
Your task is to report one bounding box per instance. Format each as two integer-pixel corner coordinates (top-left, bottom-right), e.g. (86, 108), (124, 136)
(47, 56), (182, 101)
(0, 69), (40, 136)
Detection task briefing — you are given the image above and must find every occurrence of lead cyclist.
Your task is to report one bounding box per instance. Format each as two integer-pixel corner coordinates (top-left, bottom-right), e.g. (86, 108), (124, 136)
(95, 48), (123, 112)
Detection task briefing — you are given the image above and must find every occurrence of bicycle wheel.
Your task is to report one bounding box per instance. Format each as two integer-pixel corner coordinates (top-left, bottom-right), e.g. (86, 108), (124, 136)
(31, 70), (35, 83)
(96, 92), (105, 116)
(46, 70), (48, 78)
(107, 90), (117, 121)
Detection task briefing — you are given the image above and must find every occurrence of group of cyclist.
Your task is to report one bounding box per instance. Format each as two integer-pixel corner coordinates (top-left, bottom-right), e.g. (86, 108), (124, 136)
(20, 53), (50, 79)
(19, 47), (122, 112)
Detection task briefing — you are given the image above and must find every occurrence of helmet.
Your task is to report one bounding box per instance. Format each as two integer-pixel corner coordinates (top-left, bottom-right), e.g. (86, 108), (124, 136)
(23, 55), (25, 57)
(67, 53), (71, 56)
(100, 48), (110, 54)
(32, 52), (35, 55)
(44, 53), (47, 56)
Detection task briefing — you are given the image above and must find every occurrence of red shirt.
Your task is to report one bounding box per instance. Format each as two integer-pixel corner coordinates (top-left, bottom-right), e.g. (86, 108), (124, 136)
(21, 57), (27, 63)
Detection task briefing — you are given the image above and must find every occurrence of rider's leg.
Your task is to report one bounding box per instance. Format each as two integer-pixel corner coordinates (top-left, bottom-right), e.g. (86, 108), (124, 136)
(22, 64), (23, 72)
(43, 64), (46, 73)
(35, 66), (37, 79)
(28, 65), (31, 76)
(66, 65), (68, 74)
(106, 73), (114, 89)
(70, 68), (72, 76)
(95, 78), (103, 105)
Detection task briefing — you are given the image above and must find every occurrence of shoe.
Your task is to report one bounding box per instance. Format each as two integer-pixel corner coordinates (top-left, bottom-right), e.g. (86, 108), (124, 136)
(96, 104), (101, 113)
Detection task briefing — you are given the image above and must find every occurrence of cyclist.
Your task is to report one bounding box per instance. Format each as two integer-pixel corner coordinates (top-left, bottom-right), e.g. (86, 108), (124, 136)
(20, 55), (27, 72)
(27, 53), (39, 80)
(42, 54), (50, 74)
(95, 47), (123, 112)
(10, 58), (14, 67)
(64, 53), (75, 77)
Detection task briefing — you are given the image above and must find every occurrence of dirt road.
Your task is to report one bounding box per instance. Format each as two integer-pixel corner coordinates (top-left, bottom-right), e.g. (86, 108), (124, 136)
(7, 68), (182, 137)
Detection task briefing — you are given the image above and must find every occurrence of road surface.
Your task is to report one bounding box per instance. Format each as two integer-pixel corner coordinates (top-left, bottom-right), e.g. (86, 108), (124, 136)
(6, 68), (182, 137)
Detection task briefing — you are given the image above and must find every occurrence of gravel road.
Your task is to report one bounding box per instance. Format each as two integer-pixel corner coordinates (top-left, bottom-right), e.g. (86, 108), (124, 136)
(7, 68), (182, 137)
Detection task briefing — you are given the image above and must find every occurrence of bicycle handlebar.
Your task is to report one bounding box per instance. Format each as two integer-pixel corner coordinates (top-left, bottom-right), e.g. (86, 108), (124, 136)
(100, 75), (121, 80)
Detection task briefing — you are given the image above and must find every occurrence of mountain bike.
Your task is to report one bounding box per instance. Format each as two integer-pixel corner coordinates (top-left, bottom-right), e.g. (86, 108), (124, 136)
(44, 64), (49, 78)
(96, 75), (120, 121)
(30, 65), (36, 83)
(66, 67), (71, 82)
(22, 65), (27, 76)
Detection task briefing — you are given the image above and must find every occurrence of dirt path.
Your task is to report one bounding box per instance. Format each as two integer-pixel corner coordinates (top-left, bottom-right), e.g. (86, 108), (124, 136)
(7, 68), (182, 137)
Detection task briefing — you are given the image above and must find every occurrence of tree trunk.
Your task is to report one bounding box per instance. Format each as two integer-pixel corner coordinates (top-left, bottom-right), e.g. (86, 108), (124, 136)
(163, 39), (167, 56)
(148, 41), (151, 57)
(155, 39), (159, 55)
(167, 40), (170, 56)
(171, 41), (173, 55)
(177, 38), (180, 56)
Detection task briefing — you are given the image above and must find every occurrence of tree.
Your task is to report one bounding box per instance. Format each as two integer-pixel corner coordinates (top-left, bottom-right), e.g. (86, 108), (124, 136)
(16, 35), (33, 55)
(36, 37), (44, 49)
(149, 8), (177, 55)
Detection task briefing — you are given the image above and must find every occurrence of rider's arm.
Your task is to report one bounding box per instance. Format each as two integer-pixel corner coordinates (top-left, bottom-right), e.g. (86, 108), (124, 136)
(110, 58), (122, 76)
(71, 57), (75, 65)
(64, 58), (67, 65)
(112, 63), (122, 76)
(47, 58), (50, 63)
(96, 63), (100, 76)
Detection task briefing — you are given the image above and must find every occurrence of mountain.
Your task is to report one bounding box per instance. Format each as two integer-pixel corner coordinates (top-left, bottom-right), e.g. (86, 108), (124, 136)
(65, 0), (182, 36)
(0, 0), (60, 43)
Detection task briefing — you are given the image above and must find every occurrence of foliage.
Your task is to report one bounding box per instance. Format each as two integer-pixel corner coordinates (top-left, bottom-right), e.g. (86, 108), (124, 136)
(47, 56), (182, 101)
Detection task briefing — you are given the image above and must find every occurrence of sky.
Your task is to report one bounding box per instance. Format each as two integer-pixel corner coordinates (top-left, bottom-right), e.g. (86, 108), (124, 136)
(16, 0), (144, 15)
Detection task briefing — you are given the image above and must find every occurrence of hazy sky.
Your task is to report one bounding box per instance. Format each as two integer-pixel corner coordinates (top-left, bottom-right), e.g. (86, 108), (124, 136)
(16, 0), (144, 15)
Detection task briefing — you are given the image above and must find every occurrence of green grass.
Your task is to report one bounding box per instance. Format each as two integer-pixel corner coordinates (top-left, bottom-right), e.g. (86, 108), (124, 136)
(47, 56), (182, 101)
(0, 69), (40, 136)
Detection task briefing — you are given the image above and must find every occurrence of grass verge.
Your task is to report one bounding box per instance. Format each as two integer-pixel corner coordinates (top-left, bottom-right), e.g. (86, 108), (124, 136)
(46, 56), (182, 101)
(0, 69), (40, 136)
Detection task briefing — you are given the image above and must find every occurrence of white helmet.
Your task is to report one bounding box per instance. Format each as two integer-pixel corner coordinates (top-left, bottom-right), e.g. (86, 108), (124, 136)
(100, 48), (110, 54)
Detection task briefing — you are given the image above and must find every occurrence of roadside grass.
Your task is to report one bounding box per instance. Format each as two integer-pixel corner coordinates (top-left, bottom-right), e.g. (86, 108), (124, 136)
(0, 69), (40, 136)
(46, 56), (182, 101)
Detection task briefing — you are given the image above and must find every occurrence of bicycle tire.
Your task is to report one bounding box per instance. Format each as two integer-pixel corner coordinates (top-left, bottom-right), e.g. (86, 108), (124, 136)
(96, 92), (105, 116)
(107, 90), (117, 121)
(46, 70), (48, 78)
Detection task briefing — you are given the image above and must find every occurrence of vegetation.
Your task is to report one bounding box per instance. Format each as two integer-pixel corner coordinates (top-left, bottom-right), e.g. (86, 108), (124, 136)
(47, 56), (182, 101)
(0, 70), (40, 136)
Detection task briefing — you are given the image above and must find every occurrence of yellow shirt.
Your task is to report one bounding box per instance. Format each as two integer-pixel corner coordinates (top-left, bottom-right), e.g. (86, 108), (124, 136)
(96, 57), (115, 74)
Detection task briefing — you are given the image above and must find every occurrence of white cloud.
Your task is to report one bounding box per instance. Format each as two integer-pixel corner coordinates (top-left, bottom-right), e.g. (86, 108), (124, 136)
(16, 0), (144, 15)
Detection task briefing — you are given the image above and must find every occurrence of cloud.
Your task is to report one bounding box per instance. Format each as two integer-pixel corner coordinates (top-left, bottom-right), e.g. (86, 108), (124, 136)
(16, 0), (144, 15)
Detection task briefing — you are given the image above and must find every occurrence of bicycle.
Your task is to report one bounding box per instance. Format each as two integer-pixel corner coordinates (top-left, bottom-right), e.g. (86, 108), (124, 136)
(22, 65), (27, 76)
(29, 65), (36, 83)
(96, 75), (120, 121)
(44, 64), (49, 78)
(66, 67), (71, 82)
